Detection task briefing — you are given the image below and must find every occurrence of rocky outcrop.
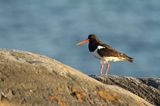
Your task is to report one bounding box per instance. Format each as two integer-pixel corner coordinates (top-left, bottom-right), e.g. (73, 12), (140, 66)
(90, 75), (160, 106)
(0, 49), (153, 106)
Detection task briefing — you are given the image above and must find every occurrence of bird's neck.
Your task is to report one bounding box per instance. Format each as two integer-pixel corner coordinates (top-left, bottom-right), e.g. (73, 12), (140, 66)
(88, 39), (99, 52)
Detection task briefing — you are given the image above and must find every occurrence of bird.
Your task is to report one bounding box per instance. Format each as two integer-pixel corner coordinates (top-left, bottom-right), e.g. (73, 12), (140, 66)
(77, 34), (133, 77)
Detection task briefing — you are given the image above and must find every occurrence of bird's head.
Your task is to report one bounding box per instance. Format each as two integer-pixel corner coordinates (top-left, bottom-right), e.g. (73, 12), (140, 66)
(88, 34), (96, 40)
(76, 34), (97, 45)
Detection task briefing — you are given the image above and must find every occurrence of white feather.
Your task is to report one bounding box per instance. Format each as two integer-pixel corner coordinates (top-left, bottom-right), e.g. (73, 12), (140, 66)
(97, 45), (105, 49)
(104, 57), (125, 62)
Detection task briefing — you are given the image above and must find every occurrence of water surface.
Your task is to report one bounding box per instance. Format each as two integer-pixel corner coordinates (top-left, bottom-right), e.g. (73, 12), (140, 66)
(0, 0), (160, 77)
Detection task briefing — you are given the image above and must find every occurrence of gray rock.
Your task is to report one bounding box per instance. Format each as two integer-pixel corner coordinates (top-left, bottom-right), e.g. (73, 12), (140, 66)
(139, 78), (160, 89)
(0, 90), (2, 101)
(0, 49), (153, 106)
(90, 75), (160, 106)
(1, 89), (14, 100)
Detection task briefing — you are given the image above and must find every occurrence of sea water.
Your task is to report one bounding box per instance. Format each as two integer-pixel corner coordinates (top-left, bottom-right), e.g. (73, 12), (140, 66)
(0, 0), (160, 77)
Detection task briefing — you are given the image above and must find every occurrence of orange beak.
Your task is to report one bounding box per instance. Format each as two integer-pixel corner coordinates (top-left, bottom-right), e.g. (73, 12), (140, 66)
(76, 39), (89, 46)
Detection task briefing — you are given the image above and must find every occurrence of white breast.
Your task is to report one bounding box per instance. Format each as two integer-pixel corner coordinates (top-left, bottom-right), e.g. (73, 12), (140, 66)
(91, 50), (102, 60)
(90, 45), (104, 60)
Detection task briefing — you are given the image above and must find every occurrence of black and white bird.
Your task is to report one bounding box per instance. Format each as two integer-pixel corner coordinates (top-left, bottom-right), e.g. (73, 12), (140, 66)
(77, 34), (133, 77)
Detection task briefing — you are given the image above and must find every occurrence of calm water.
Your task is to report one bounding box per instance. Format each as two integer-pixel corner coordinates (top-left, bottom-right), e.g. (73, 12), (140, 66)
(0, 0), (160, 77)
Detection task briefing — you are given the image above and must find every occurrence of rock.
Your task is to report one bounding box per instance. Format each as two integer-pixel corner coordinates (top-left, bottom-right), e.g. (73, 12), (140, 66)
(1, 89), (14, 101)
(0, 49), (153, 106)
(139, 78), (160, 90)
(0, 90), (2, 101)
(90, 75), (160, 106)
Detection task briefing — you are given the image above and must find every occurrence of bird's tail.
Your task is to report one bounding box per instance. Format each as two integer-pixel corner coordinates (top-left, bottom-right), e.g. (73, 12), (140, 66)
(127, 56), (133, 62)
(122, 54), (133, 62)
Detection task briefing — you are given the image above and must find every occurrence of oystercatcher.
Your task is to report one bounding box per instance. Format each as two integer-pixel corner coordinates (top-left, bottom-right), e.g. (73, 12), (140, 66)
(77, 34), (133, 77)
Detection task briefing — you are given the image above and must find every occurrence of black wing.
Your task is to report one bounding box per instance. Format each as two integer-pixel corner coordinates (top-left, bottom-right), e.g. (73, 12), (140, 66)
(97, 42), (133, 62)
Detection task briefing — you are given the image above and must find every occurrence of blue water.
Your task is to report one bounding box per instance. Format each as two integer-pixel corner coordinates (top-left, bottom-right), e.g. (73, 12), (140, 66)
(0, 0), (160, 77)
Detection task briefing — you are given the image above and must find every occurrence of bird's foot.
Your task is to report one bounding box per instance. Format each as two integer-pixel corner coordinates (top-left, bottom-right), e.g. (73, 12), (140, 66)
(103, 74), (108, 78)
(97, 74), (109, 82)
(98, 74), (102, 77)
(97, 74), (104, 80)
(103, 74), (109, 80)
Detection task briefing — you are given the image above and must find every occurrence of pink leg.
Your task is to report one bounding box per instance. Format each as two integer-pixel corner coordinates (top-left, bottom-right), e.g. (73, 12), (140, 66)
(99, 64), (103, 76)
(104, 63), (110, 77)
